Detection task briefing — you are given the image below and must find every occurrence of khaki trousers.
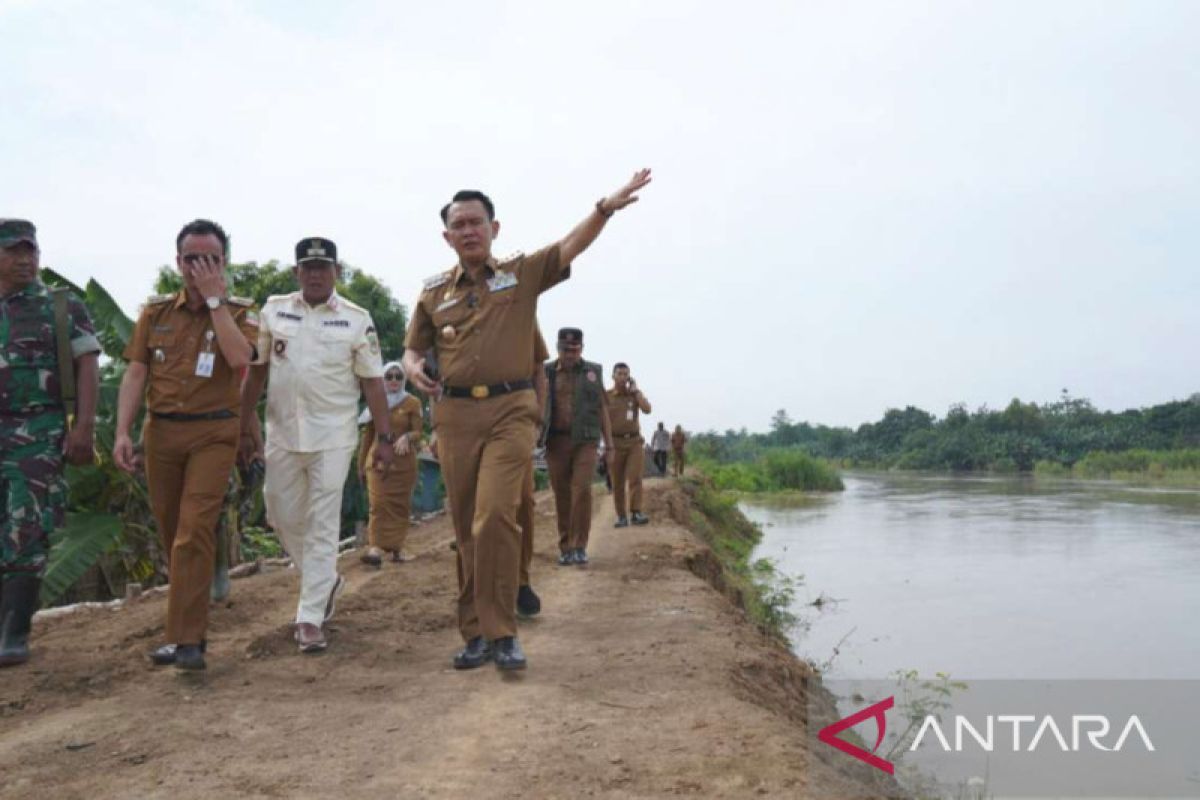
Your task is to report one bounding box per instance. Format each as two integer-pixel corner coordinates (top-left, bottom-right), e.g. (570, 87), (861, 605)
(143, 417), (239, 645)
(518, 462), (535, 587)
(546, 435), (598, 552)
(264, 442), (355, 626)
(672, 448), (686, 476)
(366, 452), (417, 552)
(610, 436), (645, 517)
(434, 390), (539, 641)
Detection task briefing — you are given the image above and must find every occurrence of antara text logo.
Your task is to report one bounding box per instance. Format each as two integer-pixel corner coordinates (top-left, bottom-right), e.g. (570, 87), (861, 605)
(818, 696), (1155, 775)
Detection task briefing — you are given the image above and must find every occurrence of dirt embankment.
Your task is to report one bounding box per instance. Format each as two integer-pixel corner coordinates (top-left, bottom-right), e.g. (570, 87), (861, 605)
(0, 478), (901, 799)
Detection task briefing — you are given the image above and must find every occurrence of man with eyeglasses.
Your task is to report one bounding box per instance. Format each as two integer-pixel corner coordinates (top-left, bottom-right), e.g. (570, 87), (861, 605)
(240, 236), (394, 654)
(114, 219), (259, 671)
(403, 169), (652, 672)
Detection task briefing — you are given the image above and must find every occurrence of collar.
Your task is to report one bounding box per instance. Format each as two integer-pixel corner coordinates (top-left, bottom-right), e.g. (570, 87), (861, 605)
(3, 279), (48, 302)
(292, 290), (341, 312)
(451, 259), (498, 287)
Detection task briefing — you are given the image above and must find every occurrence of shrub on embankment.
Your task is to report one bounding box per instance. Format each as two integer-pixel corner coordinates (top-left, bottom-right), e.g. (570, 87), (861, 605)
(1035, 447), (1200, 484)
(697, 448), (844, 493)
(679, 475), (799, 638)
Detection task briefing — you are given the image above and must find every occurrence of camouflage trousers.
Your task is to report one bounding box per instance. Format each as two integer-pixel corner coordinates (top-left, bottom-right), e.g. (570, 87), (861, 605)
(1, 411), (67, 575)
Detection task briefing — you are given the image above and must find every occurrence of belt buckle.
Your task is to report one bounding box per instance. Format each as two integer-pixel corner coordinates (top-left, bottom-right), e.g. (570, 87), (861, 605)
(470, 385), (490, 399)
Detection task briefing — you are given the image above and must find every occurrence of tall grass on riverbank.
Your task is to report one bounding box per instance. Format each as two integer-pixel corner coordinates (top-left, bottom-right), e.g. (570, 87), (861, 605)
(697, 448), (844, 493)
(681, 475), (800, 638)
(1035, 448), (1200, 485)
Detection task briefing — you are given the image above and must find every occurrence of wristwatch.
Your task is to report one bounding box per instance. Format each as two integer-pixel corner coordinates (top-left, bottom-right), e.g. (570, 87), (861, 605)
(205, 296), (224, 310)
(377, 432), (398, 444)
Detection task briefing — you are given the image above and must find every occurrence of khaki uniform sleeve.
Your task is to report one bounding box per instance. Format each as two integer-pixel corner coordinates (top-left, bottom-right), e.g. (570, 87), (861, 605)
(522, 244), (570, 295)
(122, 306), (152, 364)
(404, 294), (435, 352)
(533, 323), (550, 365)
(66, 294), (101, 358)
(235, 304), (261, 361)
(353, 316), (385, 379)
(253, 303), (273, 366)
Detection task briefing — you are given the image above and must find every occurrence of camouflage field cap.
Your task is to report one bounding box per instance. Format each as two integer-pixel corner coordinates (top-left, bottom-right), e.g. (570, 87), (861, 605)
(0, 219), (38, 249)
(295, 236), (337, 265)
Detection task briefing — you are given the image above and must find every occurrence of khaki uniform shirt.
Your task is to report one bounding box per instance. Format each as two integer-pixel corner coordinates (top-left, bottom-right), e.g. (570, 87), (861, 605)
(123, 291), (259, 415)
(532, 325), (550, 373)
(607, 387), (643, 438)
(405, 246), (570, 387)
(255, 291), (383, 452)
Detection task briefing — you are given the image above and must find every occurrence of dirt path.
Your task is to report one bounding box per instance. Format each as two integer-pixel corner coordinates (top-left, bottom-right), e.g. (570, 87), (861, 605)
(0, 478), (893, 799)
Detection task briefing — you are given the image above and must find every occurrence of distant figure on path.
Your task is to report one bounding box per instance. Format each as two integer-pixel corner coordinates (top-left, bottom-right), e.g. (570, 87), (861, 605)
(650, 422), (670, 476)
(606, 363), (652, 528)
(670, 424), (687, 477)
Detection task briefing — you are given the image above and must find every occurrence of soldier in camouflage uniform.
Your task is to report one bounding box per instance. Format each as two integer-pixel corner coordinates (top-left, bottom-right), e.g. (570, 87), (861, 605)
(0, 219), (100, 667)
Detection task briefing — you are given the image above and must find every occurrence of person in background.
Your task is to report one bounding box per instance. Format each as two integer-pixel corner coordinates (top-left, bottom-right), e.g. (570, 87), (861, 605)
(606, 363), (652, 528)
(0, 219), (100, 668)
(650, 422), (670, 476)
(358, 361), (423, 566)
(516, 325), (550, 617)
(670, 424), (687, 477)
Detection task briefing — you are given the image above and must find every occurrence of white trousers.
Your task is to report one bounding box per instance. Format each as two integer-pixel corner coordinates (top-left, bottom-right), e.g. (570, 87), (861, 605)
(264, 442), (355, 626)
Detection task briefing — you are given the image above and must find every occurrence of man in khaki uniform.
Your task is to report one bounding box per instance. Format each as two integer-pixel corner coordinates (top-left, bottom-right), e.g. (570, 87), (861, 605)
(114, 219), (258, 671)
(404, 169), (653, 671)
(516, 325), (550, 618)
(544, 328), (612, 566)
(606, 362), (652, 528)
(240, 237), (394, 653)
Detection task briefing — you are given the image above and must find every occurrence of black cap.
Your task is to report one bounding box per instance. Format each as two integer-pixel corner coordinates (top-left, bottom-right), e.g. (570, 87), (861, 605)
(295, 237), (337, 264)
(0, 219), (38, 249)
(557, 327), (584, 346)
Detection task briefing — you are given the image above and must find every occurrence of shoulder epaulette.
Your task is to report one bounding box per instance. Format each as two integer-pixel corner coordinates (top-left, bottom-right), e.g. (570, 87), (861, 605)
(228, 295), (253, 307)
(496, 251), (525, 268)
(263, 293), (293, 306)
(338, 296), (367, 314)
(146, 294), (173, 305)
(423, 271), (452, 291)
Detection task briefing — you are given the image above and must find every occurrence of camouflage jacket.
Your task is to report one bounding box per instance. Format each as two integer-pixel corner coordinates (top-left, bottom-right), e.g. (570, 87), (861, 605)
(0, 279), (100, 413)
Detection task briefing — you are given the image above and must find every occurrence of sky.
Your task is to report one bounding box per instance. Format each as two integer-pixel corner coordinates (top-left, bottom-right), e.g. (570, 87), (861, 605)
(3, 0), (1197, 431)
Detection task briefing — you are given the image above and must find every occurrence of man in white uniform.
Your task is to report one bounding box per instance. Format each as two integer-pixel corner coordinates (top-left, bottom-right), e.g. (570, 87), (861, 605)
(240, 237), (395, 653)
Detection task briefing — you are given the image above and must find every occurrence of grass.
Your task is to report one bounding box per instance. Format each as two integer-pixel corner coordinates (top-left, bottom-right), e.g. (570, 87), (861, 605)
(682, 473), (800, 638)
(697, 449), (844, 493)
(1035, 448), (1200, 486)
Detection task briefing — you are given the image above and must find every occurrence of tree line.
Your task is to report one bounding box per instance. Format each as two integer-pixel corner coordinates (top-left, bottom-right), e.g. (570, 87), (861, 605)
(691, 391), (1200, 473)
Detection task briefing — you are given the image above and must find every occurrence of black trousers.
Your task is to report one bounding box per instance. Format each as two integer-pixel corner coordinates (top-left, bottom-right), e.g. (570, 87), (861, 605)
(653, 450), (668, 475)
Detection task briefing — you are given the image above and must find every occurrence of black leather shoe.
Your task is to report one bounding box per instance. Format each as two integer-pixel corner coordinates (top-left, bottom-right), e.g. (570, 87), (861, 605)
(557, 551), (574, 566)
(631, 511), (650, 525)
(573, 548), (589, 565)
(493, 636), (527, 671)
(0, 574), (40, 668)
(516, 585), (541, 617)
(614, 516), (629, 528)
(149, 639), (208, 666)
(453, 636), (493, 670)
(174, 644), (206, 671)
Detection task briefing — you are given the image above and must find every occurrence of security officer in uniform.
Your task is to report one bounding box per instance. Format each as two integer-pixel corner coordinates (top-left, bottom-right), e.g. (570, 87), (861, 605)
(516, 325), (550, 618)
(0, 219), (100, 667)
(240, 237), (394, 654)
(606, 362), (652, 527)
(543, 328), (613, 566)
(114, 219), (258, 671)
(403, 169), (652, 672)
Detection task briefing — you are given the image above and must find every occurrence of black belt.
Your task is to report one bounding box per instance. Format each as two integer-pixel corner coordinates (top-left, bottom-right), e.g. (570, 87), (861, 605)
(443, 379), (533, 400)
(151, 410), (237, 422)
(548, 428), (571, 436)
(0, 404), (63, 417)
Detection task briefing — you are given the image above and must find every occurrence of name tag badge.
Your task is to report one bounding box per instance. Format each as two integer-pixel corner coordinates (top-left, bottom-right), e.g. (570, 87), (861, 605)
(626, 409), (635, 421)
(487, 271), (517, 293)
(195, 352), (215, 377)
(436, 297), (461, 312)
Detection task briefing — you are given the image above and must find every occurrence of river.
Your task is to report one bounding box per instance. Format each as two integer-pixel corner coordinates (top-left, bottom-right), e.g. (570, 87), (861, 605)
(743, 472), (1200, 680)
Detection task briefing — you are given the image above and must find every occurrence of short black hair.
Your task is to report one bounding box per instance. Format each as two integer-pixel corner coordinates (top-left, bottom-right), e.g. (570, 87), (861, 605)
(176, 219), (229, 255)
(440, 190), (495, 225)
(613, 362), (630, 373)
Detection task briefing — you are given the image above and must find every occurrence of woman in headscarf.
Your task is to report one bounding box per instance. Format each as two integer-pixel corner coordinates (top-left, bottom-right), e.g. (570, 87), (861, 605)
(358, 361), (424, 565)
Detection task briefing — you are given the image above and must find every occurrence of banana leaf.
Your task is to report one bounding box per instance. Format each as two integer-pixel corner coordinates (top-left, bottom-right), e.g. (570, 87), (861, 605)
(41, 512), (124, 605)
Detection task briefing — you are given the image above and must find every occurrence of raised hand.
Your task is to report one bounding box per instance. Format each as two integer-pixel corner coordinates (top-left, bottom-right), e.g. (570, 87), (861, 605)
(603, 168), (653, 213)
(190, 254), (227, 301)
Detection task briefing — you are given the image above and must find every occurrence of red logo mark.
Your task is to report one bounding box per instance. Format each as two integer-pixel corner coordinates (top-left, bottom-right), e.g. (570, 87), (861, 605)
(817, 696), (895, 775)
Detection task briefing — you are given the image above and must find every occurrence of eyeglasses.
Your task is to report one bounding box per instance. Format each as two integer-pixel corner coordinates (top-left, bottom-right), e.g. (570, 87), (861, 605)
(385, 373), (403, 381)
